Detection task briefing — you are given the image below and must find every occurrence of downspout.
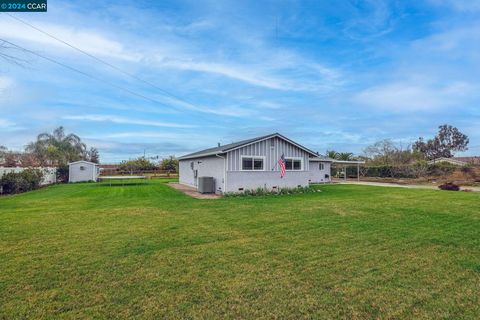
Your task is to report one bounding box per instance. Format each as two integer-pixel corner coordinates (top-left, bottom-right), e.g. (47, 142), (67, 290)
(215, 154), (226, 193)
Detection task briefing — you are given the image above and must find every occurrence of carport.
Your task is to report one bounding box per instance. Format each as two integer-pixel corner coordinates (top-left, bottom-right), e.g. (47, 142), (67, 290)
(332, 160), (365, 181)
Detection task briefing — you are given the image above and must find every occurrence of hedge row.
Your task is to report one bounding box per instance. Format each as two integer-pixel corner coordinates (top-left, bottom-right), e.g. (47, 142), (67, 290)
(333, 162), (458, 179)
(224, 186), (319, 197)
(0, 169), (44, 195)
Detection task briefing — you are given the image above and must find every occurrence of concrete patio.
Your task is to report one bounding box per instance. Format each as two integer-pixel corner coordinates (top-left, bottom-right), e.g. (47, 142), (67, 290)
(168, 182), (221, 199)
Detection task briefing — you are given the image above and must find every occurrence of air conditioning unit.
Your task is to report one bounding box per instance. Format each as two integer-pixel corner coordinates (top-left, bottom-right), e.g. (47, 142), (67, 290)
(198, 176), (215, 194)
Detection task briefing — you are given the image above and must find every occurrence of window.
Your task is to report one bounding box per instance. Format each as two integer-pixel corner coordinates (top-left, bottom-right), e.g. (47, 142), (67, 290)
(80, 166), (86, 171)
(254, 158), (264, 170)
(319, 163), (325, 170)
(241, 156), (264, 170)
(285, 158), (302, 171)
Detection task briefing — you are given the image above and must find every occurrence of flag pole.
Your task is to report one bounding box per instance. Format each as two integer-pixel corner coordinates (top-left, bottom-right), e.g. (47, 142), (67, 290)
(272, 160), (278, 171)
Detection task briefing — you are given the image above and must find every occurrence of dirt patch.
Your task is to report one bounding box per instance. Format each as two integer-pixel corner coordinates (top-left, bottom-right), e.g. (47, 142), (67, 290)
(168, 182), (221, 199)
(336, 180), (480, 192)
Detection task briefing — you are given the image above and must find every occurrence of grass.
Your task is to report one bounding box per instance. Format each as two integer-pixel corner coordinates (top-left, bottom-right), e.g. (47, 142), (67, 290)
(0, 179), (479, 319)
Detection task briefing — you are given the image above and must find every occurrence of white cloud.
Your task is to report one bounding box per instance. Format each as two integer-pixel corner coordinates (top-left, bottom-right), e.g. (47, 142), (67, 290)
(0, 118), (15, 128)
(1, 14), (344, 93)
(0, 76), (18, 105)
(63, 114), (195, 128)
(353, 81), (476, 112)
(411, 24), (480, 55)
(0, 76), (14, 92)
(156, 57), (343, 92)
(0, 18), (141, 61)
(428, 0), (480, 12)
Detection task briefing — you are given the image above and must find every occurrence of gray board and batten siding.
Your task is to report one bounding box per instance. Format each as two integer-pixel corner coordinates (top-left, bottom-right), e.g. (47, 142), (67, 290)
(226, 136), (310, 171)
(178, 133), (333, 194)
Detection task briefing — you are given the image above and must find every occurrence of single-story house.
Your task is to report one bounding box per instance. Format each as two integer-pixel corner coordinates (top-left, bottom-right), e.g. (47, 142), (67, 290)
(178, 133), (335, 194)
(69, 160), (100, 183)
(427, 157), (469, 166)
(452, 156), (480, 165)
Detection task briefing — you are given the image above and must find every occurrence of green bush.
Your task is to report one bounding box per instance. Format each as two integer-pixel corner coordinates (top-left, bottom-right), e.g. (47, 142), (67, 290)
(427, 163), (456, 176)
(355, 162), (457, 179)
(119, 157), (157, 172)
(57, 164), (69, 182)
(224, 186), (318, 197)
(0, 169), (44, 195)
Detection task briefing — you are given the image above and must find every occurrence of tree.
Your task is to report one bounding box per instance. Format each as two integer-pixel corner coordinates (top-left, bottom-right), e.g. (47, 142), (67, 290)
(363, 139), (397, 165)
(159, 156), (178, 172)
(336, 152), (354, 161)
(25, 126), (88, 166)
(413, 124), (469, 160)
(326, 150), (339, 159)
(3, 152), (17, 167)
(20, 153), (41, 167)
(363, 139), (420, 166)
(119, 157), (156, 173)
(87, 148), (100, 164)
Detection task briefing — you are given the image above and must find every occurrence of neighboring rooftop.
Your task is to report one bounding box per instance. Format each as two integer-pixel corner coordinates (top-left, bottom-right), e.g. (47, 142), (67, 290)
(428, 156), (480, 166)
(453, 156), (480, 165)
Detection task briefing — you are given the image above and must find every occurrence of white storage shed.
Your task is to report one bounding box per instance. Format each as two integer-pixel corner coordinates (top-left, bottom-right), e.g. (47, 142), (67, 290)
(68, 161), (99, 183)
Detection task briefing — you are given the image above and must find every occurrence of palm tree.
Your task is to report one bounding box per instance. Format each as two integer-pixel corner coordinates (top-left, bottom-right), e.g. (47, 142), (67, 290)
(326, 150), (339, 159)
(337, 152), (354, 161)
(26, 126), (87, 166)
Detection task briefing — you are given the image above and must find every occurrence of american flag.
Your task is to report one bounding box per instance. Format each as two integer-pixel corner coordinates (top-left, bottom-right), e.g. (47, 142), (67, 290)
(278, 154), (286, 178)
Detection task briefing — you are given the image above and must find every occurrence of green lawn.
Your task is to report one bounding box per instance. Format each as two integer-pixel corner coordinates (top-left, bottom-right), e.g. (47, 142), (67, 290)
(1, 180), (479, 319)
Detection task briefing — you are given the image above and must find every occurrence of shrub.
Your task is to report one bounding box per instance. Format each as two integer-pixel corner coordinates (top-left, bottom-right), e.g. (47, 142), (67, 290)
(0, 169), (44, 195)
(20, 169), (44, 191)
(427, 163), (456, 176)
(357, 162), (457, 179)
(438, 182), (460, 191)
(224, 186), (318, 197)
(460, 165), (473, 174)
(57, 164), (69, 182)
(119, 157), (157, 173)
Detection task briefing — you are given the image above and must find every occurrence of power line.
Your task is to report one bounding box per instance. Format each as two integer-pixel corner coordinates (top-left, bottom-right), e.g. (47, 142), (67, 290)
(0, 38), (178, 107)
(5, 13), (199, 110)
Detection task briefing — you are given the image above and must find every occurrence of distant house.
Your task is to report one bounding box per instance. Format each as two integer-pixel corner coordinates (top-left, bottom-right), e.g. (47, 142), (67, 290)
(428, 156), (480, 166)
(69, 161), (100, 182)
(428, 157), (467, 166)
(452, 156), (480, 166)
(178, 133), (335, 194)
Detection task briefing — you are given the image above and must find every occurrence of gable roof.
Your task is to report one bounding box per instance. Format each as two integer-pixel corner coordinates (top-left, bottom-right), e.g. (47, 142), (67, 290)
(453, 156), (480, 165)
(69, 160), (98, 166)
(427, 157), (470, 166)
(178, 133), (326, 160)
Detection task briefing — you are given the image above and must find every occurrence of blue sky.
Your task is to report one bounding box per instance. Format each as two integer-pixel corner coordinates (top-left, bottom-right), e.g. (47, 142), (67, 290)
(1, 0), (479, 162)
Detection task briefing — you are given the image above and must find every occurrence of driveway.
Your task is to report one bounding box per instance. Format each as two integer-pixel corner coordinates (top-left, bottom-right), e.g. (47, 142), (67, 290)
(336, 181), (480, 192)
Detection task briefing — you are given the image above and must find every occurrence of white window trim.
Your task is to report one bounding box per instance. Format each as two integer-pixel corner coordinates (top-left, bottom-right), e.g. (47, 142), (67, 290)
(319, 162), (325, 170)
(285, 157), (304, 171)
(240, 155), (266, 171)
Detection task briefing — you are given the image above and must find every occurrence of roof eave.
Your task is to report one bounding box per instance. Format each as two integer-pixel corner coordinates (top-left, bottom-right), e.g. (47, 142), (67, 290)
(178, 152), (227, 160)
